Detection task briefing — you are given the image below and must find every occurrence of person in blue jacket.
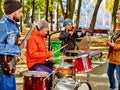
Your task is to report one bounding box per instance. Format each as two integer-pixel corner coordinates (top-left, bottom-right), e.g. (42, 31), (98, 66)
(0, 0), (23, 90)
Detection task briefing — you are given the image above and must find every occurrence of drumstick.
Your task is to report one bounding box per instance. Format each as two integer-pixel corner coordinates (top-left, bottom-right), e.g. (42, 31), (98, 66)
(53, 44), (68, 54)
(47, 44), (68, 60)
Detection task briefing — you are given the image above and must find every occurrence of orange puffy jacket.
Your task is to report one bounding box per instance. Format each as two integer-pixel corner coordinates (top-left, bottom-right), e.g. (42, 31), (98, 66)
(26, 27), (52, 68)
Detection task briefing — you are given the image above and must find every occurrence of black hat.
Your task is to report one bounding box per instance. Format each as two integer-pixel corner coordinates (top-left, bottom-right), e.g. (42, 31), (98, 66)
(4, 0), (22, 15)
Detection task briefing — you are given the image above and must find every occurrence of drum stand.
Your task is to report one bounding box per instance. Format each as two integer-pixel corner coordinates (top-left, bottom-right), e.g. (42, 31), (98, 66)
(43, 59), (65, 90)
(86, 72), (90, 82)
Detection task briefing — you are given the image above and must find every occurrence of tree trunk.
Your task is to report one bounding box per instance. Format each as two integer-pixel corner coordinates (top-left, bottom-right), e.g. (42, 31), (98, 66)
(89, 0), (102, 36)
(31, 0), (35, 23)
(70, 0), (76, 19)
(45, 0), (49, 21)
(110, 0), (119, 33)
(59, 0), (76, 19)
(49, 10), (53, 31)
(56, 4), (59, 31)
(59, 0), (66, 18)
(75, 0), (82, 28)
(0, 0), (3, 18)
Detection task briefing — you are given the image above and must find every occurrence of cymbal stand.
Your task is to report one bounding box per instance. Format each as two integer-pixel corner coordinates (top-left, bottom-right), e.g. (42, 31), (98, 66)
(52, 59), (65, 90)
(86, 72), (90, 82)
(43, 69), (57, 90)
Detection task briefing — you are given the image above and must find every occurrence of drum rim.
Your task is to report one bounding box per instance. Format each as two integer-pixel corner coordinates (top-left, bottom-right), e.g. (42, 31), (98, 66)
(54, 64), (73, 68)
(23, 71), (49, 77)
(74, 82), (92, 90)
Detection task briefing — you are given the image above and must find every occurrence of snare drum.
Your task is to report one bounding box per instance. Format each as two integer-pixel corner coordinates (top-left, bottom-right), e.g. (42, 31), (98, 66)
(54, 77), (91, 90)
(73, 54), (92, 72)
(54, 63), (73, 76)
(23, 71), (49, 90)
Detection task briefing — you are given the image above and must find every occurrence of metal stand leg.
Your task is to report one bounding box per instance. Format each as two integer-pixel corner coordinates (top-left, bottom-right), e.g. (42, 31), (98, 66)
(73, 68), (76, 81)
(51, 71), (55, 90)
(51, 59), (65, 90)
(86, 72), (90, 82)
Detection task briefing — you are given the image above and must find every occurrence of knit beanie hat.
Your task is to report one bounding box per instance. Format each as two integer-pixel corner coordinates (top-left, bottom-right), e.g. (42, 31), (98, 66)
(4, 0), (22, 15)
(36, 20), (48, 30)
(63, 18), (73, 27)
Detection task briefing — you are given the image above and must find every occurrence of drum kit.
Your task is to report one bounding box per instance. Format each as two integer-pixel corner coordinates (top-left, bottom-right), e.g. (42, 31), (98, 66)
(22, 50), (102, 90)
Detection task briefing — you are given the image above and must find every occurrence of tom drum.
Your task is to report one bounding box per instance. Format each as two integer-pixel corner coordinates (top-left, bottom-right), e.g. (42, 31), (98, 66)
(73, 54), (92, 72)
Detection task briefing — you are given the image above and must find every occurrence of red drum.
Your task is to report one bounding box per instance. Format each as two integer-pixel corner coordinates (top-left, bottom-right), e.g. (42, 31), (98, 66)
(23, 71), (49, 90)
(73, 54), (92, 72)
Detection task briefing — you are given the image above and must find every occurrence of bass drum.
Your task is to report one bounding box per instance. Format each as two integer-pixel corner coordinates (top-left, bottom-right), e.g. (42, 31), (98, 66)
(54, 77), (75, 90)
(54, 77), (92, 90)
(74, 82), (92, 90)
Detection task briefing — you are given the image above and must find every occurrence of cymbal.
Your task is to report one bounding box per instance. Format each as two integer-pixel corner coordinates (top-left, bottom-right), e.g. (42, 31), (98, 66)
(52, 55), (76, 60)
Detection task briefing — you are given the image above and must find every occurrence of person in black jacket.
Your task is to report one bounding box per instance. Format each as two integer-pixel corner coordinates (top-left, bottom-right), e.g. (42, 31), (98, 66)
(59, 18), (86, 55)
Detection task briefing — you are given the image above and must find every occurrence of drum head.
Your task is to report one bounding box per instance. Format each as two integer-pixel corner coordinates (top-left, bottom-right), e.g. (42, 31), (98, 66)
(54, 63), (73, 69)
(23, 71), (49, 77)
(74, 82), (92, 90)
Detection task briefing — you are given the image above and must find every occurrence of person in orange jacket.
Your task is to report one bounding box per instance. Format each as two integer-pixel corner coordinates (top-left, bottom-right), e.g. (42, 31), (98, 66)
(26, 20), (54, 90)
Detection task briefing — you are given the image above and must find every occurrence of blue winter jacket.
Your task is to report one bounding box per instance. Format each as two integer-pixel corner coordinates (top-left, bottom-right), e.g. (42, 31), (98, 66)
(0, 14), (21, 55)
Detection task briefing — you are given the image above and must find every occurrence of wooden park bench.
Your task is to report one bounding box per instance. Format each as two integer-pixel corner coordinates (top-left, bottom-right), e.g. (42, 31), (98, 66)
(76, 28), (109, 36)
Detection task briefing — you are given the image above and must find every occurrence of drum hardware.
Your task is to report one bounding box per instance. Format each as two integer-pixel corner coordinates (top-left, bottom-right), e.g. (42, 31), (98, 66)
(86, 72), (90, 82)
(55, 72), (62, 79)
(52, 59), (75, 89)
(51, 60), (65, 90)
(78, 50), (102, 61)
